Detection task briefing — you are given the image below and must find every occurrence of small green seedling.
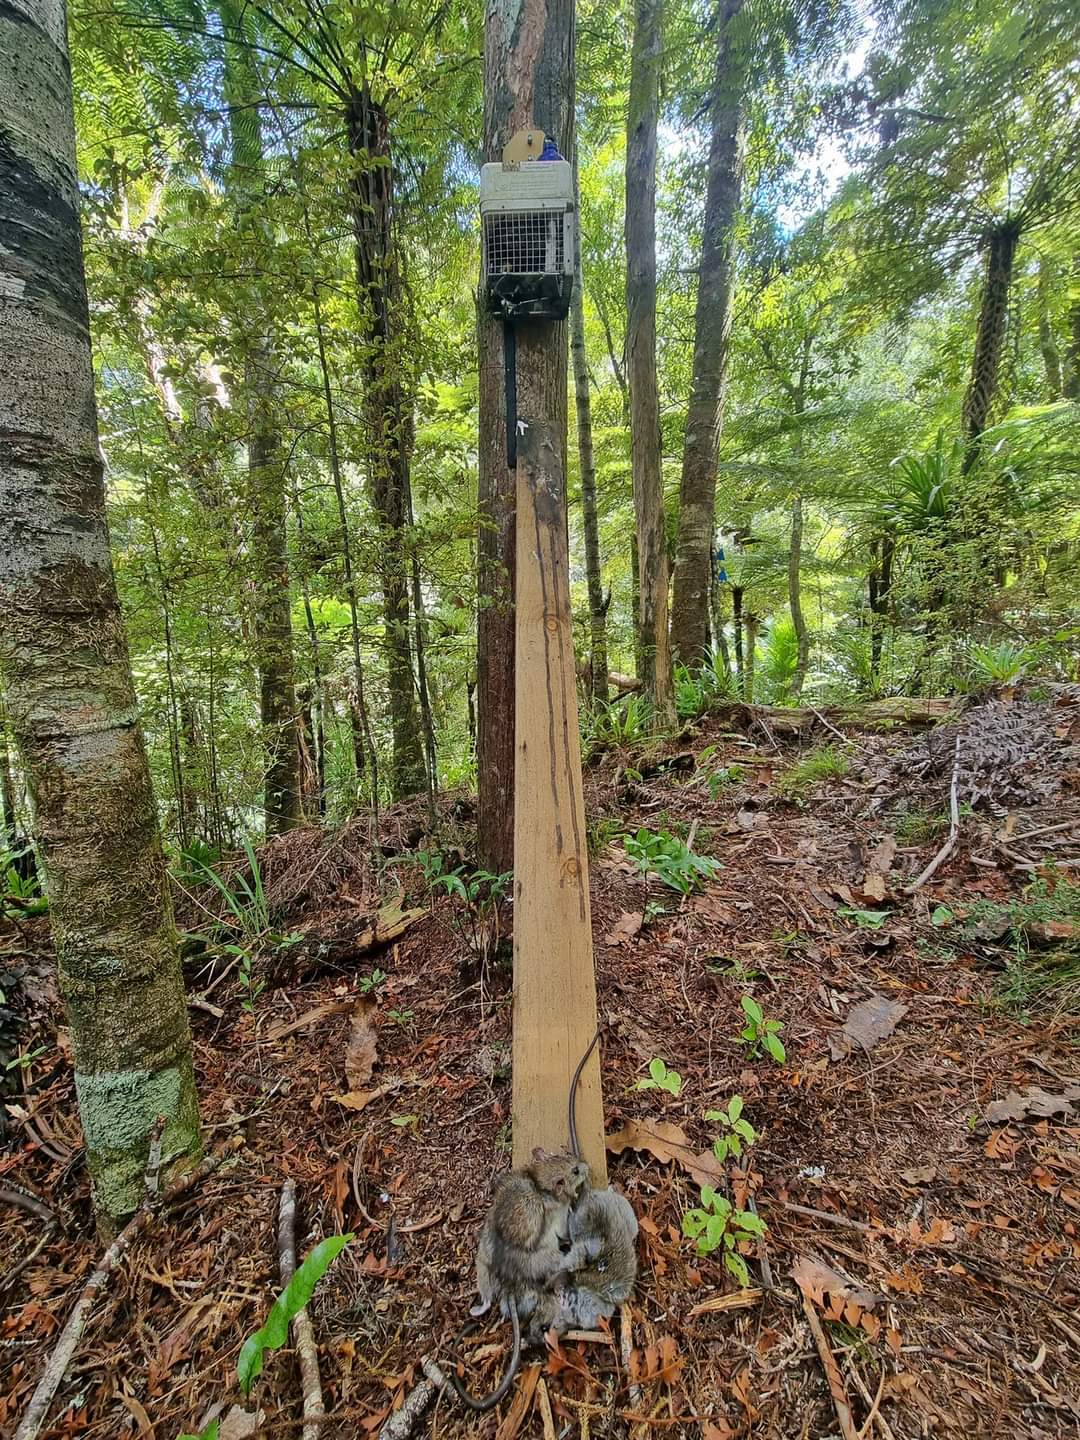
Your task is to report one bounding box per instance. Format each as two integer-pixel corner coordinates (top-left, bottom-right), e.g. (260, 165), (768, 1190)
(681, 1185), (766, 1285)
(387, 1007), (414, 1027)
(359, 968), (387, 995)
(391, 1113), (419, 1129)
(634, 1057), (683, 1096)
(704, 1094), (757, 1163)
(930, 905), (953, 928)
(4, 1045), (48, 1073)
(623, 827), (721, 895)
(738, 995), (786, 1063)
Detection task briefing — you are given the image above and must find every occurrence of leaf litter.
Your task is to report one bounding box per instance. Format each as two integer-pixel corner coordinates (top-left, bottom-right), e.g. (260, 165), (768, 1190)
(2, 689), (1080, 1438)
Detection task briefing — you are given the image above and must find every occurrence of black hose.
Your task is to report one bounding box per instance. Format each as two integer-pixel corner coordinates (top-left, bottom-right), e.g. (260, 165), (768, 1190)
(504, 318), (517, 469)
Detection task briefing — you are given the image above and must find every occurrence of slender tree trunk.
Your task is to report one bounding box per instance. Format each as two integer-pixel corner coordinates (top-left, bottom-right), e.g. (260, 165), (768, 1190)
(309, 279), (374, 808)
(476, 0), (574, 874)
(743, 612), (758, 703)
(961, 221), (1021, 469)
(405, 470), (438, 820)
(345, 87), (426, 801)
(732, 583), (744, 691)
(1036, 256), (1063, 399)
(221, 2), (301, 835)
(626, 0), (674, 725)
(1063, 254), (1080, 400)
(868, 533), (894, 690)
(788, 494), (810, 698)
(570, 205), (609, 707)
(0, 0), (200, 1229)
(670, 0), (746, 664)
(0, 701), (18, 850)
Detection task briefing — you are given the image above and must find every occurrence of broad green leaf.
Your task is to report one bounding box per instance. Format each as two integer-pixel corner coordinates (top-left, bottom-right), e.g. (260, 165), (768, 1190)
(648, 1057), (667, 1083)
(741, 995), (763, 1025)
(728, 1095), (743, 1124)
(237, 1233), (352, 1397)
(763, 1032), (786, 1064)
(178, 1423), (220, 1440)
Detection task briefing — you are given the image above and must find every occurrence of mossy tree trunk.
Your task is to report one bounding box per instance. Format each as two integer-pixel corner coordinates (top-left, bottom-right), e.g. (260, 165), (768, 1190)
(626, 0), (674, 725)
(0, 0), (201, 1229)
(961, 220), (1021, 470)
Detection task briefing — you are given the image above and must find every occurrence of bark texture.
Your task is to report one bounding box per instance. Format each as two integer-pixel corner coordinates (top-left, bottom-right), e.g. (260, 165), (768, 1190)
(0, 0), (200, 1227)
(222, 1), (301, 834)
(476, 0), (575, 873)
(670, 0), (746, 665)
(961, 221), (1020, 468)
(626, 0), (674, 724)
(570, 232), (609, 706)
(346, 87), (427, 800)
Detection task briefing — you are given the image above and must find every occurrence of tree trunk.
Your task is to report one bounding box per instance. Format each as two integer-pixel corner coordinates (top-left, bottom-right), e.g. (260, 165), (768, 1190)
(868, 533), (894, 689)
(1036, 256), (1063, 399)
(345, 87), (427, 801)
(0, 701), (18, 850)
(476, 0), (574, 874)
(788, 494), (810, 698)
(1064, 254), (1080, 400)
(0, 0), (200, 1229)
(670, 0), (746, 665)
(221, 1), (301, 835)
(732, 583), (744, 691)
(961, 221), (1021, 468)
(570, 209), (609, 707)
(626, 0), (674, 725)
(744, 612), (758, 703)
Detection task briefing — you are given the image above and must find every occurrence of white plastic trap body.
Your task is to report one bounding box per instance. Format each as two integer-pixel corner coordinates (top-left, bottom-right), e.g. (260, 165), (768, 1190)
(480, 159), (575, 319)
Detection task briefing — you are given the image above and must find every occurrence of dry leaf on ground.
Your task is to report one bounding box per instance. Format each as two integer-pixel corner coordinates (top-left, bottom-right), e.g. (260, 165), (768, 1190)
(829, 993), (908, 1061)
(985, 1085), (1080, 1124)
(604, 911), (643, 947)
(606, 1117), (724, 1190)
(345, 995), (378, 1089)
(792, 1254), (885, 1338)
(862, 834), (897, 901)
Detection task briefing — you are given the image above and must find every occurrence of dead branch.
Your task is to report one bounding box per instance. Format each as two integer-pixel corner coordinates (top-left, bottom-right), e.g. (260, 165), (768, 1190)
(377, 1359), (446, 1440)
(905, 735), (962, 892)
(278, 1179), (325, 1440)
(800, 1290), (859, 1440)
(13, 1137), (242, 1440)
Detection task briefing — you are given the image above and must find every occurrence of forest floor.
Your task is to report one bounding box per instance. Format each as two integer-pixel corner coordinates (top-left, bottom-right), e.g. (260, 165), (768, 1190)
(2, 685), (1080, 1440)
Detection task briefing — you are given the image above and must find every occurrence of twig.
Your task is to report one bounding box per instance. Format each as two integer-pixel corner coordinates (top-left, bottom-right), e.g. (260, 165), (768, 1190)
(0, 1229), (54, 1295)
(14, 1137), (241, 1440)
(745, 1192), (773, 1289)
(849, 1364), (896, 1440)
(855, 1367), (888, 1440)
(0, 1184), (56, 1227)
(1008, 819), (1079, 843)
(278, 1180), (325, 1440)
(906, 736), (961, 892)
(800, 1291), (858, 1440)
(620, 1306), (641, 1410)
(808, 705), (856, 748)
(769, 1199), (878, 1235)
(377, 1359), (446, 1440)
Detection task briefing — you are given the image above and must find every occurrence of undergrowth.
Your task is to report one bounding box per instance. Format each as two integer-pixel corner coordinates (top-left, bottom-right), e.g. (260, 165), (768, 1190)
(776, 744), (849, 802)
(965, 876), (1080, 1014)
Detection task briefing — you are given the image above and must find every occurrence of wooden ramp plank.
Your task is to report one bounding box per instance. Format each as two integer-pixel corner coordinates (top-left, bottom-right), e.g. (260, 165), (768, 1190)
(512, 417), (607, 1184)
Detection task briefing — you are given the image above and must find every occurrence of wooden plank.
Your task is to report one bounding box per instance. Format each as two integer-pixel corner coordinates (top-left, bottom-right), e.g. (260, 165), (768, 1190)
(512, 417), (607, 1184)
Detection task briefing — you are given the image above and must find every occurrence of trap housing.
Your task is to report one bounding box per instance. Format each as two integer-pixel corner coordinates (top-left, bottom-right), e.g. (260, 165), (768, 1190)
(480, 156), (575, 321)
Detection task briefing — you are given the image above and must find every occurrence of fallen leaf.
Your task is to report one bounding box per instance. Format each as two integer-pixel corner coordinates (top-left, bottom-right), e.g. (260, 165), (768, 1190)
(604, 911), (643, 947)
(333, 1081), (397, 1112)
(606, 1118), (724, 1190)
(345, 996), (379, 1090)
(829, 993), (908, 1061)
(985, 1086), (1080, 1125)
(792, 1255), (882, 1314)
(863, 834), (897, 896)
(220, 1408), (263, 1440)
(985, 1127), (1019, 1161)
(901, 1164), (937, 1186)
(702, 1421), (737, 1440)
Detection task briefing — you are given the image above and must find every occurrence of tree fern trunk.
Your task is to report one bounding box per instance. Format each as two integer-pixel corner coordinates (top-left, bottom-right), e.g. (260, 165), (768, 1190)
(961, 221), (1020, 468)
(0, 0), (200, 1229)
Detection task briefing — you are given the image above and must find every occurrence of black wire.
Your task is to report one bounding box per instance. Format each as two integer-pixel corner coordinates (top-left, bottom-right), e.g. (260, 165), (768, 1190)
(504, 319), (517, 470)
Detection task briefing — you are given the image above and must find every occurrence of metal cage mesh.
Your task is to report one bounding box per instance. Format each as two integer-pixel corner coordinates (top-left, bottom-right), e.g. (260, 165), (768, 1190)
(484, 210), (565, 277)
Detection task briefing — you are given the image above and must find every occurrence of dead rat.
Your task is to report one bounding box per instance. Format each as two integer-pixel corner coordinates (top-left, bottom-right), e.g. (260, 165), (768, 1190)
(526, 1183), (638, 1340)
(449, 1146), (590, 1412)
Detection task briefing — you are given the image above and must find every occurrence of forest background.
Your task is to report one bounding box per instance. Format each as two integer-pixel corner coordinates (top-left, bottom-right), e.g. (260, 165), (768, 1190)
(3, 0), (1078, 862)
